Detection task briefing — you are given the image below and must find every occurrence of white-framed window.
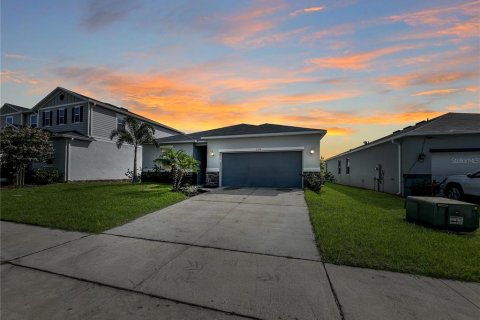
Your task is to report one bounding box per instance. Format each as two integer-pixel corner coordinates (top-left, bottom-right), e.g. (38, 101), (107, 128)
(30, 114), (38, 128)
(58, 109), (65, 125)
(73, 106), (81, 123)
(5, 116), (13, 126)
(43, 111), (51, 126)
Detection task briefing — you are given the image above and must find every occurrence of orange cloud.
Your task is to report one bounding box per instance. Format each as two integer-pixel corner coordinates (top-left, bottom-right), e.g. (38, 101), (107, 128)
(50, 66), (359, 133)
(290, 6), (325, 16)
(412, 88), (459, 96)
(308, 45), (417, 70)
(242, 27), (307, 47)
(446, 102), (480, 112)
(214, 2), (286, 46)
(386, 1), (479, 26)
(301, 24), (355, 43)
(0, 70), (38, 85)
(378, 70), (480, 89)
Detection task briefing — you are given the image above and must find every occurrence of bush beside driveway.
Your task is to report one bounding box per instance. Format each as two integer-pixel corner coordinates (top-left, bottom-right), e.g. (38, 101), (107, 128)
(305, 183), (480, 282)
(0, 182), (186, 233)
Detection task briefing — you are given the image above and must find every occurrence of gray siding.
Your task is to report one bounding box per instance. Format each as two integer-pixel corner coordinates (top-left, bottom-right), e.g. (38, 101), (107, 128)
(0, 105), (19, 114)
(39, 103), (88, 135)
(91, 105), (117, 139)
(152, 124), (178, 139)
(68, 140), (142, 181)
(42, 90), (83, 108)
(327, 133), (480, 195)
(327, 142), (400, 194)
(0, 113), (23, 129)
(401, 134), (480, 176)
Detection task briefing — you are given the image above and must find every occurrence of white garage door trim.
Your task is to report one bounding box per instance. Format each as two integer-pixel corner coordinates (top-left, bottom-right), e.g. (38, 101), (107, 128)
(219, 147), (305, 187)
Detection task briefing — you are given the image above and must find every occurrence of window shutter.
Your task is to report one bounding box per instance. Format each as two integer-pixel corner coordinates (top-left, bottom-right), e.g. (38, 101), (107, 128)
(50, 111), (53, 125)
(64, 109), (68, 124)
(80, 106), (84, 122)
(57, 109), (59, 125)
(42, 112), (45, 126)
(72, 107), (75, 123)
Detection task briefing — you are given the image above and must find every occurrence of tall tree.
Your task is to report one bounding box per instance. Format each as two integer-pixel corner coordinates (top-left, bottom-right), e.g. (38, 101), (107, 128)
(0, 126), (53, 186)
(110, 116), (158, 183)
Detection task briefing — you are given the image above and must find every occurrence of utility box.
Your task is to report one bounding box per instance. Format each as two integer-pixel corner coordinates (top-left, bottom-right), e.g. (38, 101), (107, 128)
(406, 196), (479, 232)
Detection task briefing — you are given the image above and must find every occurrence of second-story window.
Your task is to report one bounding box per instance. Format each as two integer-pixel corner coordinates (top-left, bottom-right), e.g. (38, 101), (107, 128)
(73, 106), (82, 123)
(57, 109), (65, 125)
(31, 114), (38, 128)
(6, 116), (13, 126)
(43, 111), (52, 126)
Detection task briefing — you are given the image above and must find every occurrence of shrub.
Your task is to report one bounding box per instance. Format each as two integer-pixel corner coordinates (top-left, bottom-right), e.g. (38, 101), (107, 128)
(33, 167), (62, 185)
(180, 184), (199, 197)
(303, 173), (323, 193)
(125, 168), (142, 183)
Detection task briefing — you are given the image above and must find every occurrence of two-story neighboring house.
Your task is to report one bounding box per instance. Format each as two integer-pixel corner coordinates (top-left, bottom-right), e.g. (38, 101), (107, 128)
(1, 87), (181, 181)
(0, 103), (36, 129)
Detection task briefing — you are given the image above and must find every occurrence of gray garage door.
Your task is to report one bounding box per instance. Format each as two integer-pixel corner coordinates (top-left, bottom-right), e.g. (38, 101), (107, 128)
(221, 151), (302, 188)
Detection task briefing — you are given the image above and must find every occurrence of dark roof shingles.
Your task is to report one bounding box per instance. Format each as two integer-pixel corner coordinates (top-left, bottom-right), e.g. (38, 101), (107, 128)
(157, 123), (325, 143)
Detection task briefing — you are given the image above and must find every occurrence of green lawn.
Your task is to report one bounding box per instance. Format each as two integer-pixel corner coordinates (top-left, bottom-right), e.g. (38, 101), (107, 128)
(0, 182), (186, 233)
(305, 183), (480, 282)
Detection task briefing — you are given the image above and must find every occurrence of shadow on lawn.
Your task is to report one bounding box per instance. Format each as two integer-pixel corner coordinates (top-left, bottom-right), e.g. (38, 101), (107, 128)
(330, 184), (403, 211)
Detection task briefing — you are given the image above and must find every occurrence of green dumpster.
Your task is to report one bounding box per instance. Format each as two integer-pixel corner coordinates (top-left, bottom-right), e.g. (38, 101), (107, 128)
(406, 196), (479, 232)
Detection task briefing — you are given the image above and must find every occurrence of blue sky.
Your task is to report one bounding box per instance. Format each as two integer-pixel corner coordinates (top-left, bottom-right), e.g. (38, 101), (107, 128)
(1, 0), (479, 157)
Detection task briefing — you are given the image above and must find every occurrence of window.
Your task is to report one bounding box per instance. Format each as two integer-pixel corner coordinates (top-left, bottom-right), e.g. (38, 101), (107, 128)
(73, 106), (81, 123)
(43, 111), (51, 126)
(117, 116), (125, 130)
(338, 160), (342, 174)
(5, 116), (13, 126)
(30, 114), (38, 128)
(346, 158), (350, 174)
(57, 109), (65, 125)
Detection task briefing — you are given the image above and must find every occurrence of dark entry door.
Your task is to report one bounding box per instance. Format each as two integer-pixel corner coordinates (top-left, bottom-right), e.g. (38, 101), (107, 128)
(221, 151), (302, 188)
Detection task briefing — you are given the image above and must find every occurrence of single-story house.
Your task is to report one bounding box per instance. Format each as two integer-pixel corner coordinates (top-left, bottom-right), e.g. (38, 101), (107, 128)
(326, 112), (480, 196)
(1, 87), (326, 187)
(155, 124), (326, 188)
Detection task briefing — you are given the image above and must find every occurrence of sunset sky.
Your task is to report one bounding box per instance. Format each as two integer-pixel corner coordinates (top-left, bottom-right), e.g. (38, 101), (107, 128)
(1, 0), (479, 157)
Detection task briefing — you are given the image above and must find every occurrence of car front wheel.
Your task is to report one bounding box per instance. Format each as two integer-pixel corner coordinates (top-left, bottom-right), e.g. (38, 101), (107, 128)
(446, 184), (463, 200)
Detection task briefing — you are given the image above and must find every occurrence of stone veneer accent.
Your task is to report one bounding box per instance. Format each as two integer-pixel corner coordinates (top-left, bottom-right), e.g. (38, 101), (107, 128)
(205, 171), (219, 187)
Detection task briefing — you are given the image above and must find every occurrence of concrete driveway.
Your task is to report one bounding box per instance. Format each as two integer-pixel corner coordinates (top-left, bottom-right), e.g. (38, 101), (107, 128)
(4, 188), (479, 320)
(4, 188), (340, 320)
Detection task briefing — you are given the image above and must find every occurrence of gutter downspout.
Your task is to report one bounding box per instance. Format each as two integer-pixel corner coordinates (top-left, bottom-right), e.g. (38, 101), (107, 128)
(391, 139), (402, 195)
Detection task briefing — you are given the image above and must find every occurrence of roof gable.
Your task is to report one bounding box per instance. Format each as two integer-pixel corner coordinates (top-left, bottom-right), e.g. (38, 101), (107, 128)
(33, 87), (86, 110)
(1, 103), (32, 114)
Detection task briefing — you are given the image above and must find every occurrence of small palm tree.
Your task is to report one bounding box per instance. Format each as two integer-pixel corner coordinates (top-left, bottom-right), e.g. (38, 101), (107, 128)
(156, 148), (181, 189)
(155, 149), (199, 190)
(110, 116), (158, 183)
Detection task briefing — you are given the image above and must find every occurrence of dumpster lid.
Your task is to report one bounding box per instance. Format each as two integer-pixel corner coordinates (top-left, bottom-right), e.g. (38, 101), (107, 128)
(407, 196), (477, 206)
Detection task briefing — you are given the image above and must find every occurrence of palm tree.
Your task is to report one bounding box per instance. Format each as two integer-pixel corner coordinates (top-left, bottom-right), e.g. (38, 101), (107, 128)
(155, 148), (181, 189)
(110, 116), (158, 183)
(155, 149), (199, 190)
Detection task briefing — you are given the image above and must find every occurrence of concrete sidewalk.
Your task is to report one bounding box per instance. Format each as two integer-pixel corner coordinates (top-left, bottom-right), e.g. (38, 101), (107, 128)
(1, 188), (479, 320)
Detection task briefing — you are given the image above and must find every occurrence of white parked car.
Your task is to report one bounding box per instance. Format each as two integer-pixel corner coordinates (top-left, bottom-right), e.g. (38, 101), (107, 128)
(441, 170), (480, 200)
